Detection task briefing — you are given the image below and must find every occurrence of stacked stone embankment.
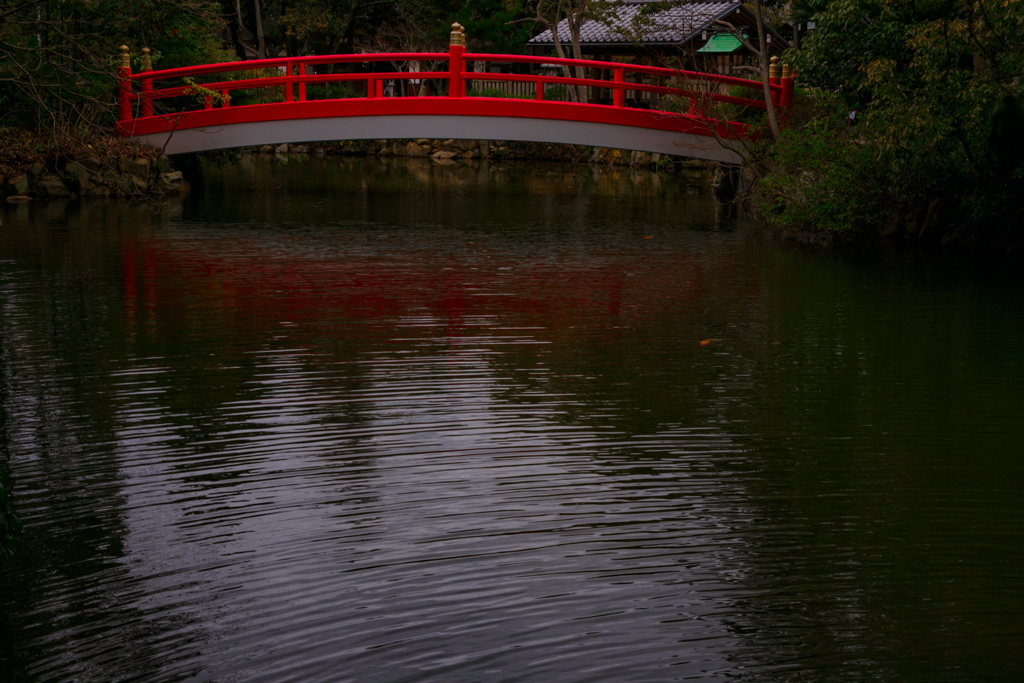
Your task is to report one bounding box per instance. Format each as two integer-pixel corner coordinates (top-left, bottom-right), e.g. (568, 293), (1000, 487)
(260, 139), (701, 169)
(3, 155), (187, 203)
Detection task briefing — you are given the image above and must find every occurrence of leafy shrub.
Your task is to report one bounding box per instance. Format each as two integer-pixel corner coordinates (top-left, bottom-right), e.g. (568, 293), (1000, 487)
(656, 94), (689, 114)
(541, 85), (570, 102)
(467, 86), (533, 100)
(306, 83), (361, 100)
(758, 93), (892, 234)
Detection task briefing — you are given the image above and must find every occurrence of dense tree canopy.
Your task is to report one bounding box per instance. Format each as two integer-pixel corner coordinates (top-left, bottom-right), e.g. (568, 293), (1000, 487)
(762, 0), (1024, 245)
(0, 0), (533, 128)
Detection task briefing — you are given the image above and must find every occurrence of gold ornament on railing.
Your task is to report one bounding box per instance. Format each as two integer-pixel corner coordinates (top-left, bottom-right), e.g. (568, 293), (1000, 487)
(450, 23), (466, 47)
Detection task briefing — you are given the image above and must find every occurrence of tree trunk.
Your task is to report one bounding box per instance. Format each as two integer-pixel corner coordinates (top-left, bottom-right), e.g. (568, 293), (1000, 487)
(253, 0), (266, 60)
(228, 0), (249, 59)
(548, 12), (579, 103)
(752, 0), (781, 140)
(327, 0), (361, 73)
(568, 14), (585, 102)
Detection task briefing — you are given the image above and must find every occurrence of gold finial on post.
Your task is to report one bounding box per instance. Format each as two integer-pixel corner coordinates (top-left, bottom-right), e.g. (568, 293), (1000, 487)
(450, 22), (466, 47)
(781, 63), (791, 79)
(119, 45), (131, 69)
(141, 47), (152, 72)
(769, 55), (781, 80)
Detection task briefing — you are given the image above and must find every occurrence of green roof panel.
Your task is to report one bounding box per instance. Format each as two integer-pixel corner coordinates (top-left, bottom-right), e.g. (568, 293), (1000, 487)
(697, 34), (743, 54)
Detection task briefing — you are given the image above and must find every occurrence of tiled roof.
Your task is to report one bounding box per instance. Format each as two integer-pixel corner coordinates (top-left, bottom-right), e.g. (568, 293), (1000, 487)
(527, 1), (743, 46)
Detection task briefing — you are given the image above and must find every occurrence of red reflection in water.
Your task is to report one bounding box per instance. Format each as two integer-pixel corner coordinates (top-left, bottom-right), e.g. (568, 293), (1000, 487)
(119, 230), (758, 340)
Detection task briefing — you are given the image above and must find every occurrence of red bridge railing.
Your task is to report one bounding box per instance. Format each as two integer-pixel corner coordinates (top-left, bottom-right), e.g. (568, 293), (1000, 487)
(115, 23), (794, 131)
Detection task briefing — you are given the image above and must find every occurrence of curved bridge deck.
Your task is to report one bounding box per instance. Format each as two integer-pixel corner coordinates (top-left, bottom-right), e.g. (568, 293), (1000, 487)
(115, 48), (793, 164)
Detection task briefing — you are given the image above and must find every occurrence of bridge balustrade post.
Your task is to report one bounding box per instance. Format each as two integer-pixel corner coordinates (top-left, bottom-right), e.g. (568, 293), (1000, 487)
(780, 63), (794, 123)
(367, 75), (375, 98)
(448, 22), (465, 99)
(613, 68), (625, 108)
(117, 45), (133, 122)
(536, 80), (544, 101)
(298, 63), (306, 102)
(139, 47), (153, 118)
(769, 56), (781, 108)
(285, 61), (294, 103)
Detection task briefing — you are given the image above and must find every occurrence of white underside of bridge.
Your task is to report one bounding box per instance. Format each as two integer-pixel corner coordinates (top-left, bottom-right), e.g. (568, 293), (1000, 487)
(130, 115), (743, 164)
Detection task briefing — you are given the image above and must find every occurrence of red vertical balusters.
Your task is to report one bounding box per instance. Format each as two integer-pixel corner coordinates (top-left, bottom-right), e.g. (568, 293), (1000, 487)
(613, 68), (625, 108)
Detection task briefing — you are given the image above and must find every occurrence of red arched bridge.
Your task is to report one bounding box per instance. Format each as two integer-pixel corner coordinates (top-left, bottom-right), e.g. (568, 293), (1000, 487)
(115, 27), (794, 165)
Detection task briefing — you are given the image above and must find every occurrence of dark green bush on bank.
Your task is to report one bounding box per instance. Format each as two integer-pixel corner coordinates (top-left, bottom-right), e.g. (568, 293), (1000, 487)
(759, 0), (1024, 247)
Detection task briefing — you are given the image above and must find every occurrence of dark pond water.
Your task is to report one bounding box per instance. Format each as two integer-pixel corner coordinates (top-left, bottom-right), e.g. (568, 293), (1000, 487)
(1, 156), (1022, 682)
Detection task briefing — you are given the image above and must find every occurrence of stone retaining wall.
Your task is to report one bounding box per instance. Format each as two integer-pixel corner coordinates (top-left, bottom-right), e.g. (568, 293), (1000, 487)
(259, 139), (706, 169)
(2, 154), (186, 203)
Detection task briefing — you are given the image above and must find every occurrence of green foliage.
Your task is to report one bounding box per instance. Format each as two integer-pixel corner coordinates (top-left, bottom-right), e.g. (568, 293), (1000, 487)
(761, 93), (891, 233)
(541, 84), (571, 102)
(717, 84), (773, 122)
(183, 77), (232, 107)
(0, 465), (23, 567)
(657, 94), (689, 113)
(454, 0), (533, 53)
(761, 0), (1024, 245)
(0, 0), (536, 133)
(306, 83), (361, 100)
(0, 0), (223, 129)
(467, 87), (533, 99)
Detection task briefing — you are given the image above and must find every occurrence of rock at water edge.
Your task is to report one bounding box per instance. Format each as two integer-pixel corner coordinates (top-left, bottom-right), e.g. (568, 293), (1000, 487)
(36, 178), (71, 197)
(406, 141), (429, 157)
(124, 157), (151, 180)
(64, 162), (92, 193)
(7, 174), (30, 195)
(158, 171), (184, 194)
